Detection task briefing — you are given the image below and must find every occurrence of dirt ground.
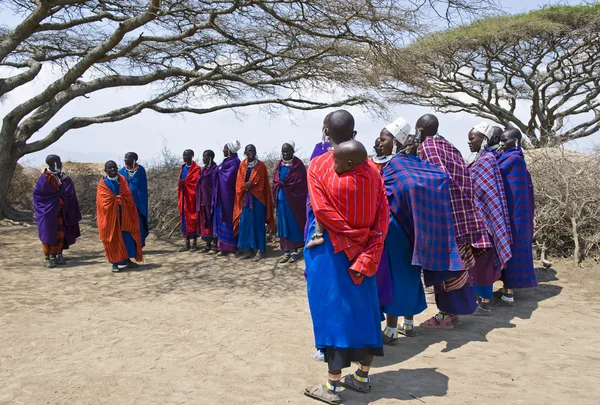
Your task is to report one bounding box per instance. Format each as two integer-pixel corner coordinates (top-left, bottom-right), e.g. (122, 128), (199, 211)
(1, 222), (599, 405)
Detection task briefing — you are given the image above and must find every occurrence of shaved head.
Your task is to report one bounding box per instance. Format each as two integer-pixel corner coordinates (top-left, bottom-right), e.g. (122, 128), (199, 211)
(415, 114), (439, 141)
(489, 126), (503, 147)
(333, 139), (368, 174)
(500, 128), (522, 151)
(325, 110), (355, 146)
(45, 154), (62, 171)
(503, 128), (522, 141)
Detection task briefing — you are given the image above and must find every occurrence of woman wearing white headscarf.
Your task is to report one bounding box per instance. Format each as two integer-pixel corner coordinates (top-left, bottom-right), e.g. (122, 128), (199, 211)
(212, 140), (242, 256)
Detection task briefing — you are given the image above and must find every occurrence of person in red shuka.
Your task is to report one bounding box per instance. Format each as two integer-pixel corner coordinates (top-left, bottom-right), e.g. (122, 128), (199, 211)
(178, 149), (201, 252)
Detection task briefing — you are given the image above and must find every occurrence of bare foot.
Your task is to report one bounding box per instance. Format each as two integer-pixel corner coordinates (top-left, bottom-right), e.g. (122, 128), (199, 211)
(306, 236), (324, 249)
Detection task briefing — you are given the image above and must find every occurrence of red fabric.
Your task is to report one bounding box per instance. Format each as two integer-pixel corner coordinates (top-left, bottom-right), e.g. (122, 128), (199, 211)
(96, 175), (143, 263)
(308, 152), (389, 284)
(233, 159), (276, 235)
(178, 162), (201, 234)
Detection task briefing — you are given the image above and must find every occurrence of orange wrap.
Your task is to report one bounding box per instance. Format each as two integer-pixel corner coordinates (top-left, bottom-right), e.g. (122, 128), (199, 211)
(233, 160), (276, 235)
(96, 175), (144, 263)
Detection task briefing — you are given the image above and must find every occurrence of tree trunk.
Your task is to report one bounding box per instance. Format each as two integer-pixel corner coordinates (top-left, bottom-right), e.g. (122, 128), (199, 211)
(571, 216), (581, 265)
(0, 140), (30, 221)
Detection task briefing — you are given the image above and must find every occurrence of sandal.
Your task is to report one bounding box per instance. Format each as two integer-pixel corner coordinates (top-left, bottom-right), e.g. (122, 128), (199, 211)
(304, 385), (341, 404)
(340, 373), (371, 393)
(382, 326), (399, 346)
(279, 253), (291, 263)
(199, 246), (212, 253)
(126, 260), (139, 269)
(44, 259), (56, 269)
(398, 326), (417, 337)
(420, 314), (454, 329)
(451, 314), (462, 326)
(289, 252), (301, 263)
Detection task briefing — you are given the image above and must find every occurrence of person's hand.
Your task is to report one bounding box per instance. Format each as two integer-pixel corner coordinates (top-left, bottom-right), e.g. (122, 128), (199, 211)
(244, 182), (253, 189)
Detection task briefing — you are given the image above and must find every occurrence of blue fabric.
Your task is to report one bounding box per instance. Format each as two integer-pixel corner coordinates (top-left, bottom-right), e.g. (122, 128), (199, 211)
(473, 284), (493, 300)
(382, 217), (427, 317)
(214, 203), (237, 251)
(103, 178), (138, 265)
(497, 148), (537, 289)
(304, 219), (382, 350)
(237, 195), (267, 252)
(276, 165), (304, 244)
(119, 166), (149, 246)
(181, 165), (189, 235)
(434, 284), (476, 315)
(383, 153), (463, 272)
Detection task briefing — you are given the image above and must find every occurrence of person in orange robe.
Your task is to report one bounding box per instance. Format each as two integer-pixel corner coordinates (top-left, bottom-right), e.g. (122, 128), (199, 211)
(233, 144), (276, 262)
(96, 160), (143, 272)
(177, 149), (201, 252)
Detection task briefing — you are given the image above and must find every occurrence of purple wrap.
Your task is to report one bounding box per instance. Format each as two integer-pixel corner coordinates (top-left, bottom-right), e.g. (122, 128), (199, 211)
(309, 142), (331, 161)
(272, 156), (308, 234)
(196, 163), (217, 212)
(213, 154), (241, 225)
(33, 171), (81, 246)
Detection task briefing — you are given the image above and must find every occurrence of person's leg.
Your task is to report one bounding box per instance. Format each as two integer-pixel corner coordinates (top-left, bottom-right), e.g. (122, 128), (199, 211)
(341, 355), (373, 393)
(400, 316), (416, 337)
(179, 238), (191, 252)
(280, 249), (291, 263)
(473, 284), (493, 315)
(383, 314), (399, 345)
(190, 237), (198, 252)
(495, 287), (515, 306)
(289, 248), (301, 263)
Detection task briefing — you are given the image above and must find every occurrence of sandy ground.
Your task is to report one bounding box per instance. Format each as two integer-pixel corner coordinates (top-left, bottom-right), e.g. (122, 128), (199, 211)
(1, 222), (599, 405)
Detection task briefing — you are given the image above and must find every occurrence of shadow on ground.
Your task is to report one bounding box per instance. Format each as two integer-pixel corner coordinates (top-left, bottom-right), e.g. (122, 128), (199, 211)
(375, 267), (563, 368)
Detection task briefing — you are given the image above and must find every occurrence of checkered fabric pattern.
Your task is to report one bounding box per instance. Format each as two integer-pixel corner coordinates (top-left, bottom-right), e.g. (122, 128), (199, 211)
(469, 150), (513, 271)
(382, 153), (464, 272)
(419, 136), (490, 248)
(497, 148), (537, 289)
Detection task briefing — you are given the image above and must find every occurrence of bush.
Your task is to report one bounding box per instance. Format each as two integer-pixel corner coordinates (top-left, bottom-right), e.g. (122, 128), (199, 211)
(527, 148), (600, 262)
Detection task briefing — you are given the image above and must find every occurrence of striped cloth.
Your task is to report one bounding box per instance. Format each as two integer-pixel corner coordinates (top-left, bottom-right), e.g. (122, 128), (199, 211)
(419, 135), (489, 248)
(308, 151), (389, 284)
(497, 147), (537, 289)
(382, 153), (464, 272)
(469, 150), (513, 271)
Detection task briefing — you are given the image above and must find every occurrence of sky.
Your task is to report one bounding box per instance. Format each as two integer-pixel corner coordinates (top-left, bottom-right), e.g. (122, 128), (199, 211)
(1, 0), (596, 168)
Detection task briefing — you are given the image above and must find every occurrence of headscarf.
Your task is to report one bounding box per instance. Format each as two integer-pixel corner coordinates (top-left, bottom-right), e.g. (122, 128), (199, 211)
(467, 121), (494, 164)
(226, 140), (241, 154)
(374, 117), (411, 164)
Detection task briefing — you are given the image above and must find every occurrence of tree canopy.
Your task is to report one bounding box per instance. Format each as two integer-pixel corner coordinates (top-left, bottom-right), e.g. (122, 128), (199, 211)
(0, 0), (497, 219)
(378, 4), (600, 147)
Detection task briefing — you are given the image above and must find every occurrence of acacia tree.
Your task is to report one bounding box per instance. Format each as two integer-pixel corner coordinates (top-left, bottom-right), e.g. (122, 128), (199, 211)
(0, 0), (495, 220)
(377, 4), (600, 148)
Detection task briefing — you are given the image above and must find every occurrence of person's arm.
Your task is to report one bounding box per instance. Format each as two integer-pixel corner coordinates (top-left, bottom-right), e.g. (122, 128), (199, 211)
(349, 179), (390, 284)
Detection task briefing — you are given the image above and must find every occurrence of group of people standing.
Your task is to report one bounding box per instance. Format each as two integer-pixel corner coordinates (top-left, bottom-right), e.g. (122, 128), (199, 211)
(30, 109), (536, 405)
(175, 140), (308, 263)
(32, 140), (312, 270)
(302, 110), (536, 404)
